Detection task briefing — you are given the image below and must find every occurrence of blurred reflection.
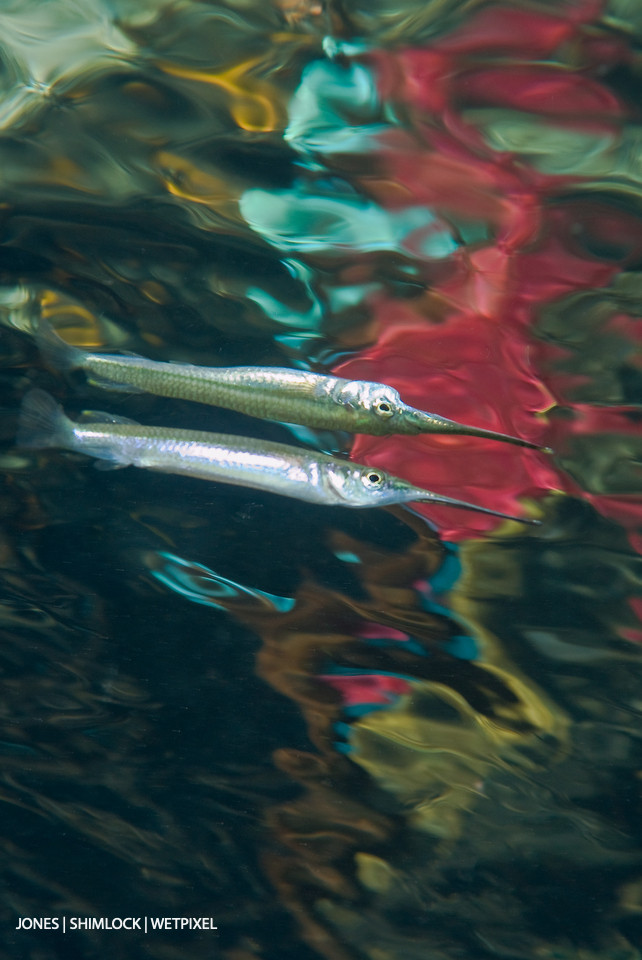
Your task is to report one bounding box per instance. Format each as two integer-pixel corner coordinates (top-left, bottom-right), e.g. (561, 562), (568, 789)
(0, 1), (641, 959)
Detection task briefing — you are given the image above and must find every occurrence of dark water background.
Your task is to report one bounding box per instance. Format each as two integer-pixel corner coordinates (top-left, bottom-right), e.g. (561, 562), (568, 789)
(0, 1), (642, 958)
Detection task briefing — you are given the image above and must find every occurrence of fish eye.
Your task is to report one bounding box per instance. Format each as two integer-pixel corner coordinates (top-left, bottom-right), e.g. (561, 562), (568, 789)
(374, 399), (394, 418)
(364, 471), (383, 485)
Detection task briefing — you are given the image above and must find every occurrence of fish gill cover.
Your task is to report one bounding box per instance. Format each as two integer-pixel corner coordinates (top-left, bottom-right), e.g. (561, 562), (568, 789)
(0, 1), (641, 959)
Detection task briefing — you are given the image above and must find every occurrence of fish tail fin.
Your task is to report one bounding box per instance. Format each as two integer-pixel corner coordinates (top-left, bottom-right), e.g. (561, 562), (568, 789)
(17, 389), (74, 450)
(36, 319), (88, 372)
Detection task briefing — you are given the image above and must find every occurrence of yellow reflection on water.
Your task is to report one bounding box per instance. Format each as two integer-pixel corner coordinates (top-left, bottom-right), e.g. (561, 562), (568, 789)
(157, 57), (285, 132)
(347, 665), (566, 839)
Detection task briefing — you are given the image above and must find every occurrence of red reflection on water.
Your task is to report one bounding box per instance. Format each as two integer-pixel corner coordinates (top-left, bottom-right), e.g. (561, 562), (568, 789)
(335, 309), (561, 539)
(357, 622), (410, 642)
(383, 144), (542, 253)
(336, 219), (639, 537)
(456, 65), (623, 119)
(416, 3), (603, 58)
(317, 673), (411, 707)
(334, 2), (642, 542)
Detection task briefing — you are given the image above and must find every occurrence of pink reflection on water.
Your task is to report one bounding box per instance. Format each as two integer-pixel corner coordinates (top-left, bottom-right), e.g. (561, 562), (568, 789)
(335, 308), (561, 539)
(356, 622), (410, 643)
(332, 2), (642, 543)
(317, 673), (411, 708)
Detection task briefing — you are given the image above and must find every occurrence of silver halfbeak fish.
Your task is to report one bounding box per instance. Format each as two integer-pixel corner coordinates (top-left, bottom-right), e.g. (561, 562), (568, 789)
(36, 321), (548, 450)
(17, 390), (539, 523)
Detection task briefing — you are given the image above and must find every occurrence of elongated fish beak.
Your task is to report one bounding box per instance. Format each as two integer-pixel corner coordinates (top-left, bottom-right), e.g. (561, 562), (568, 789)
(403, 405), (551, 453)
(405, 484), (541, 525)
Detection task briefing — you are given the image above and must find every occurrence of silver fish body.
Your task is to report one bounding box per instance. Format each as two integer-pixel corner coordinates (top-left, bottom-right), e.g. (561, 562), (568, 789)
(17, 389), (539, 523)
(37, 321), (547, 449)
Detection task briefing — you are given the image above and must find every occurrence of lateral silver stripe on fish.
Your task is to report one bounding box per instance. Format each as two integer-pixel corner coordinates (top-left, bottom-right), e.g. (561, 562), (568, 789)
(36, 320), (549, 450)
(17, 389), (540, 524)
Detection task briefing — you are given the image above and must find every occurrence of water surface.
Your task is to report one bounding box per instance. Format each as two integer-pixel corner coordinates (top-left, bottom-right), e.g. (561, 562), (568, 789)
(1, 1), (642, 958)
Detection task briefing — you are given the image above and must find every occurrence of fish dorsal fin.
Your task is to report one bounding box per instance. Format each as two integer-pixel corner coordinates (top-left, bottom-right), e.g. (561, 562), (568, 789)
(92, 348), (143, 359)
(77, 409), (140, 426)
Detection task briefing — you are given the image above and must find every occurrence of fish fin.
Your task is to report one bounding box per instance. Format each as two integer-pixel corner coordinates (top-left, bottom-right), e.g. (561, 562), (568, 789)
(37, 319), (146, 393)
(77, 408), (140, 426)
(36, 319), (88, 372)
(93, 459), (128, 471)
(400, 505), (438, 532)
(17, 389), (73, 449)
(85, 372), (145, 393)
(77, 410), (140, 427)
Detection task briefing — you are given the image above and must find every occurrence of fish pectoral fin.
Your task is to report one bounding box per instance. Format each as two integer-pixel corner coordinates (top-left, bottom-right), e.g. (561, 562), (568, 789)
(86, 373), (144, 394)
(400, 504), (438, 530)
(78, 409), (140, 426)
(93, 459), (128, 471)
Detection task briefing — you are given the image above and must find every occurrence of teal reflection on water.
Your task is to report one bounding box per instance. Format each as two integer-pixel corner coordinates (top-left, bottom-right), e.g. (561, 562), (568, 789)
(149, 550), (296, 613)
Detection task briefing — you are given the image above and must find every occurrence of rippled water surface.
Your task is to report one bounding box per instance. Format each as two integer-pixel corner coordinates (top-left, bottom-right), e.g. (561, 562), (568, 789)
(1, 1), (642, 958)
